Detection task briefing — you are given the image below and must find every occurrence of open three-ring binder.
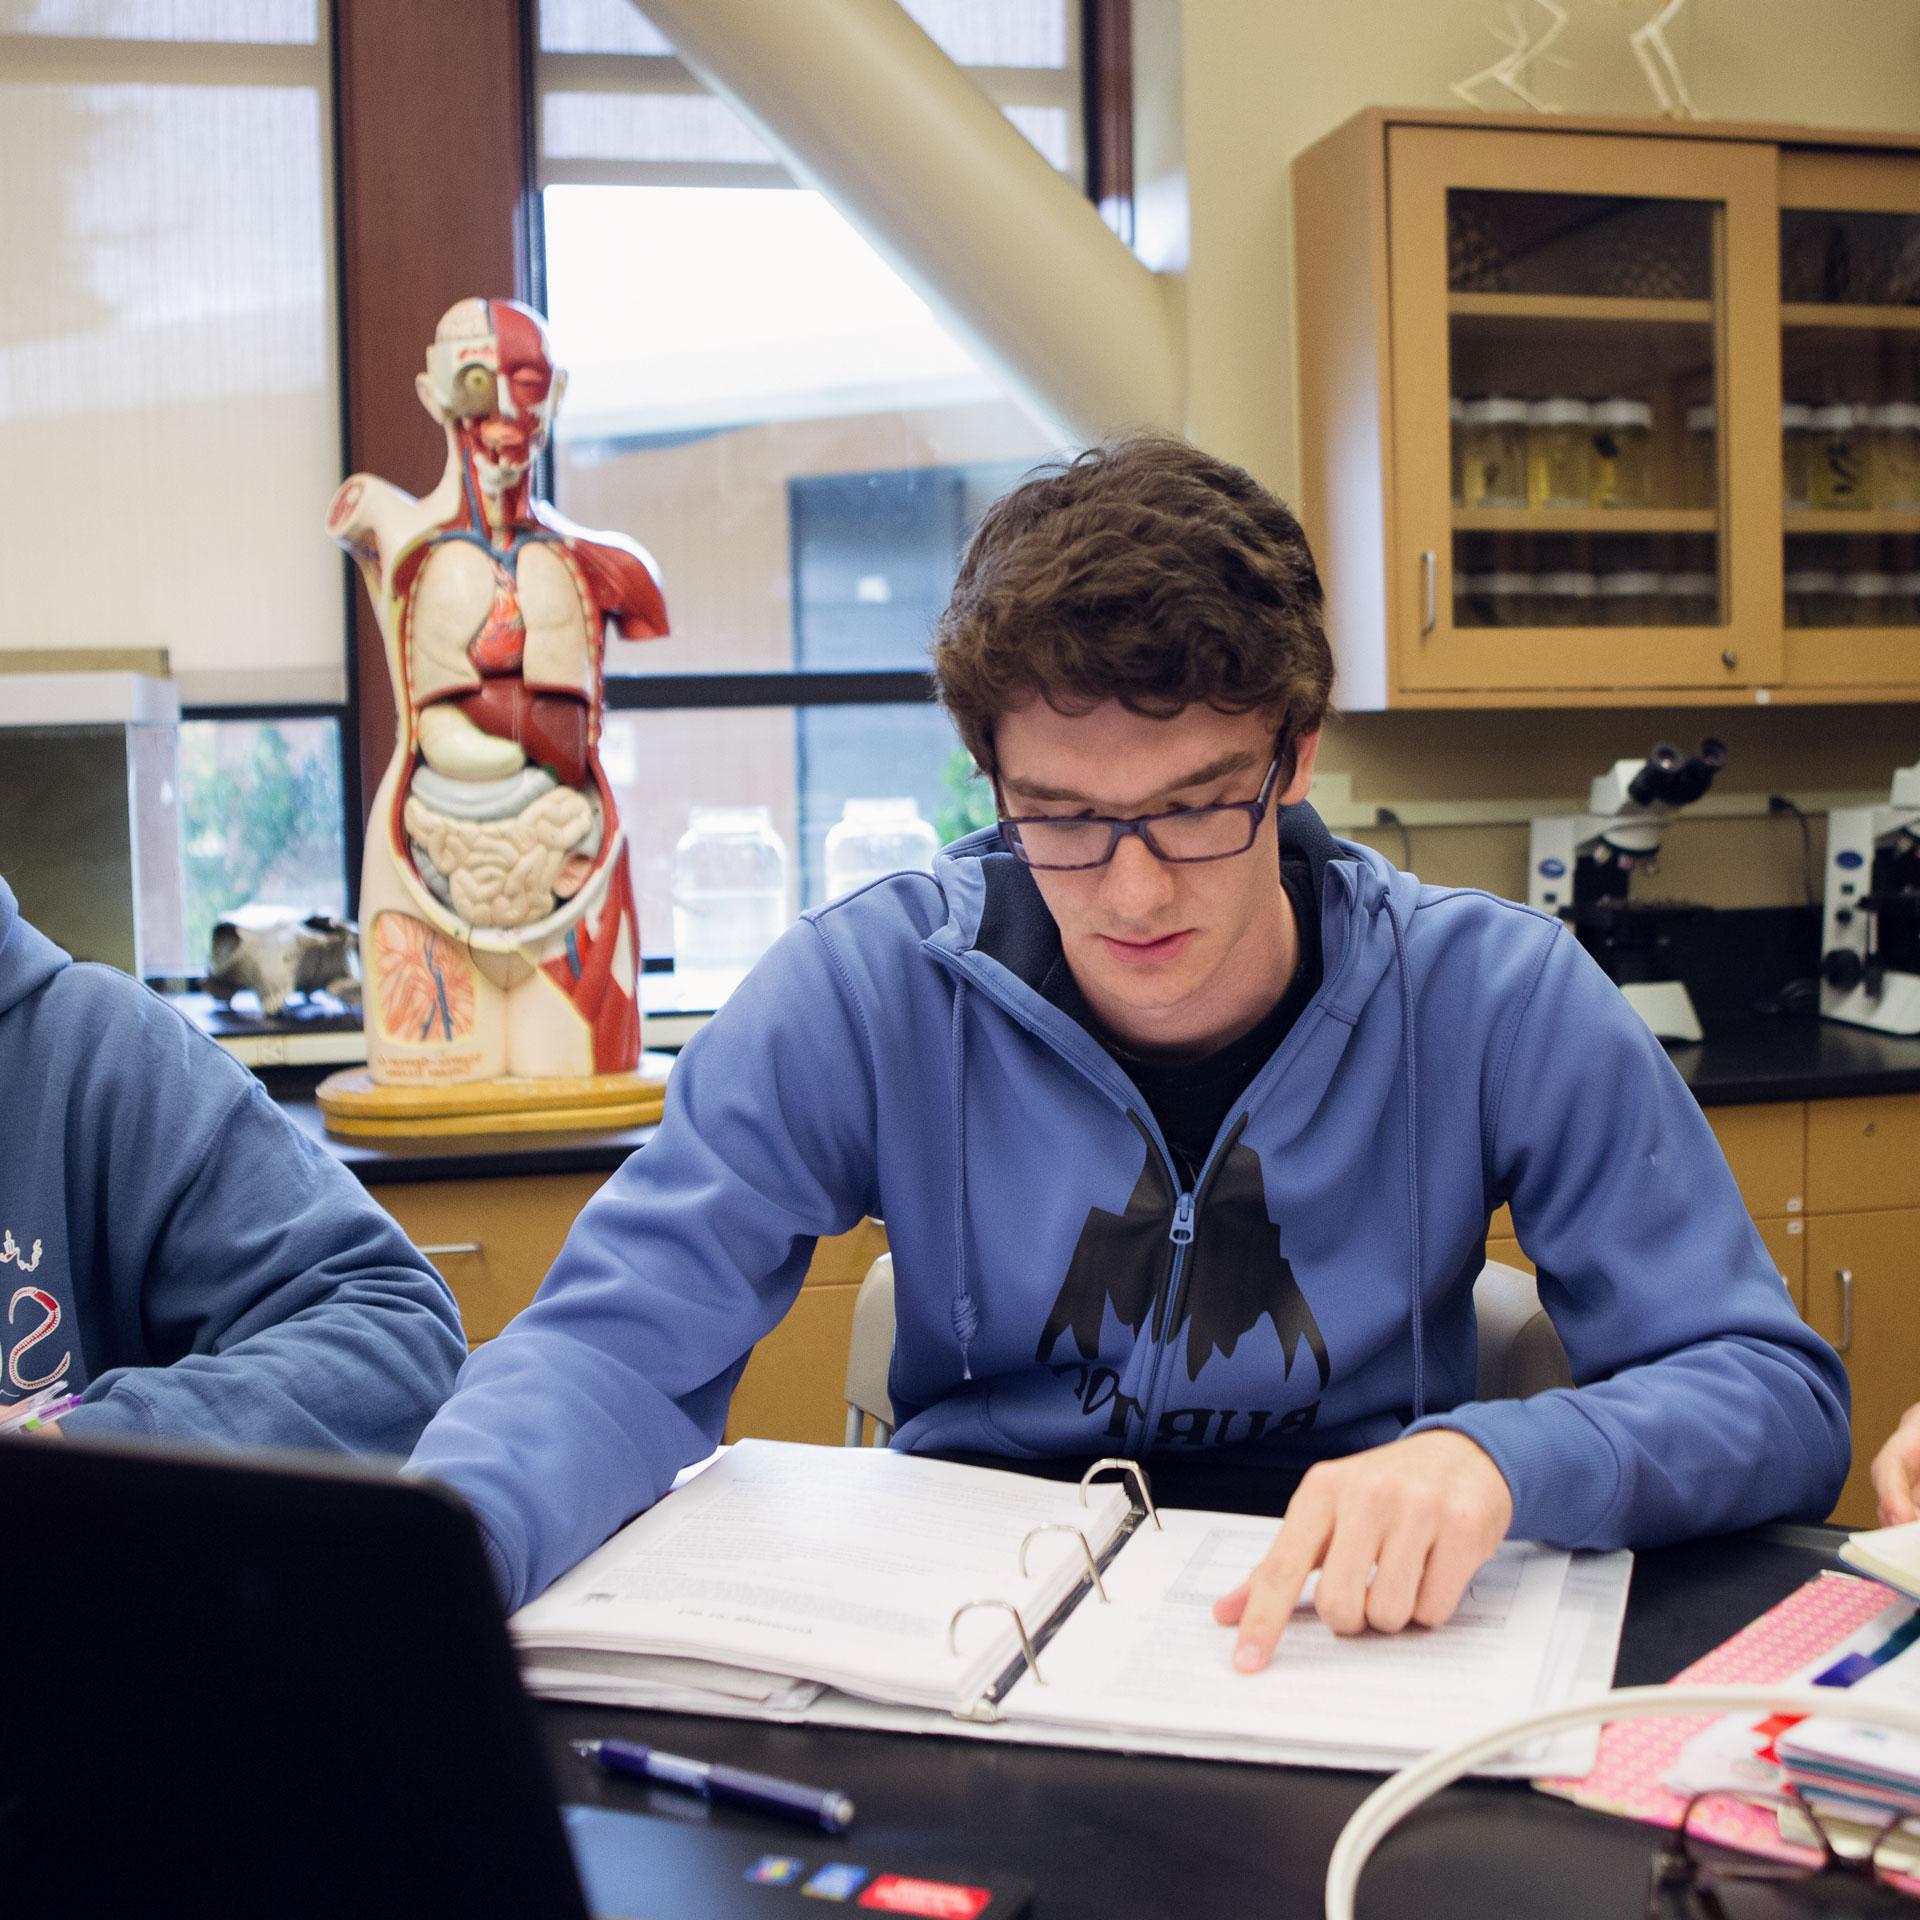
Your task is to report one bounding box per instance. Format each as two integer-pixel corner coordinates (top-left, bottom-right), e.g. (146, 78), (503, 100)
(946, 1456), (1158, 1719)
(511, 1440), (1631, 1774)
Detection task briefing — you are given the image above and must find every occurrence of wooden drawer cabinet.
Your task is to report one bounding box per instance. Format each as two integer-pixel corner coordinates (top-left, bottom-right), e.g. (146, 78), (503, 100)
(727, 1219), (889, 1446)
(376, 1173), (888, 1445)
(1807, 1096), (1920, 1216)
(1803, 1210), (1920, 1529)
(376, 1172), (609, 1343)
(725, 1286), (863, 1448)
(1709, 1104), (1806, 1219)
(1483, 1233), (1527, 1275)
(1758, 1215), (1807, 1315)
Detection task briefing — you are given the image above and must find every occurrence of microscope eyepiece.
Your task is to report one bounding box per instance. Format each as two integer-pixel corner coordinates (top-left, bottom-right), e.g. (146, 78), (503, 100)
(1627, 742), (1685, 808)
(1624, 739), (1727, 808)
(1666, 737), (1730, 807)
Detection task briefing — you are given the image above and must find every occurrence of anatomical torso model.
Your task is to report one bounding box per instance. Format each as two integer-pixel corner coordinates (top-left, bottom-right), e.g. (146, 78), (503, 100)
(328, 298), (667, 1085)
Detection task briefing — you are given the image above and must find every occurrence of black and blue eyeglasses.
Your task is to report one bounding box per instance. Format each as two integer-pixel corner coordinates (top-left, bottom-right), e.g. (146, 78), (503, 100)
(997, 756), (1282, 872)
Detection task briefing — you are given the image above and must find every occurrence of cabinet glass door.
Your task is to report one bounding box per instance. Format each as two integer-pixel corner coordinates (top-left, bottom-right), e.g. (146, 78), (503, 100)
(1779, 151), (1920, 690)
(1386, 127), (1781, 693)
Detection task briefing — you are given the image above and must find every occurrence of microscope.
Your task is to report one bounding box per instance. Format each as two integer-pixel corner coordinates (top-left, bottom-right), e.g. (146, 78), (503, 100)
(1820, 760), (1920, 1036)
(1527, 740), (1728, 1044)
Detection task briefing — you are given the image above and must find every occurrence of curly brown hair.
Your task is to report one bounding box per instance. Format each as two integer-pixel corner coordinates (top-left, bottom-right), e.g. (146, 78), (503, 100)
(931, 433), (1333, 774)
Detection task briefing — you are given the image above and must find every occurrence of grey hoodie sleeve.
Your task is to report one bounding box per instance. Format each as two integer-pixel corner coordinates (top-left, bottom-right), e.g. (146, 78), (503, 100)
(408, 917), (881, 1611)
(1410, 923), (1851, 1547)
(56, 986), (465, 1457)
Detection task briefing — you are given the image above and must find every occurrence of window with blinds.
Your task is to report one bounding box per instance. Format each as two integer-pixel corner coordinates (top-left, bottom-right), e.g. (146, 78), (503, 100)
(1, 2), (351, 975)
(536, 0), (1084, 190)
(0, 0), (345, 707)
(530, 0), (1080, 975)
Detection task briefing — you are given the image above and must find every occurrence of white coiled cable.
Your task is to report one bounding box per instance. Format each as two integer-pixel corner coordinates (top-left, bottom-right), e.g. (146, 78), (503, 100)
(1326, 1683), (1920, 1920)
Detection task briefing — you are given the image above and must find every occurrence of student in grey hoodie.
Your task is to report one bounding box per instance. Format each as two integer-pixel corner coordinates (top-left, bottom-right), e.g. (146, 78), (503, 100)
(412, 437), (1847, 1659)
(0, 875), (464, 1451)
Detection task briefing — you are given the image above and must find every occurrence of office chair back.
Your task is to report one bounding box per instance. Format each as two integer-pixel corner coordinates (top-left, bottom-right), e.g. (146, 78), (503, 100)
(843, 1253), (898, 1444)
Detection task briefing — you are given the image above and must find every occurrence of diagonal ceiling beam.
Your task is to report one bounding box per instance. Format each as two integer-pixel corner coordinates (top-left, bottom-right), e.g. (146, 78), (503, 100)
(632, 0), (1184, 448)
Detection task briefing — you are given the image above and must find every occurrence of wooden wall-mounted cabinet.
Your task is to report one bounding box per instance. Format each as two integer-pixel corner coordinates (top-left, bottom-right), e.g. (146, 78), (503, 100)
(1295, 107), (1920, 708)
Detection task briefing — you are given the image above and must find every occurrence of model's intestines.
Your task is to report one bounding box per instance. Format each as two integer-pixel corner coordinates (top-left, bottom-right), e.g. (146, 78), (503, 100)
(403, 776), (597, 929)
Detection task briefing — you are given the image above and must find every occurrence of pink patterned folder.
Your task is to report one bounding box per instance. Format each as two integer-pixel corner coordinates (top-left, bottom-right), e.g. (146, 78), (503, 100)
(1539, 1570), (1903, 1867)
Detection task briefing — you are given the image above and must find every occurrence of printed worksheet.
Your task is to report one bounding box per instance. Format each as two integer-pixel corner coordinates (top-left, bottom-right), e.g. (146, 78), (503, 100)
(1002, 1506), (1571, 1755)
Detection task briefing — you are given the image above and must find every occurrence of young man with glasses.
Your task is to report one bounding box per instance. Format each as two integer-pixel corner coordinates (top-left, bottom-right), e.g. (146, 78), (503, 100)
(411, 435), (1849, 1662)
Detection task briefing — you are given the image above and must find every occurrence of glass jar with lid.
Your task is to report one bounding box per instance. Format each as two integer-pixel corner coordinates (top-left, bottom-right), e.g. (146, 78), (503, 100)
(1588, 398), (1653, 508)
(1868, 402), (1920, 511)
(1479, 570), (1536, 625)
(1810, 403), (1870, 510)
(1595, 570), (1663, 625)
(1458, 397), (1529, 509)
(1663, 571), (1717, 626)
(1527, 398), (1593, 510)
(1784, 567), (1843, 627)
(1535, 569), (1597, 626)
(824, 797), (939, 900)
(1780, 402), (1816, 511)
(671, 805), (791, 1006)
(1683, 403), (1717, 508)
(1841, 569), (1897, 625)
(1453, 567), (1480, 624)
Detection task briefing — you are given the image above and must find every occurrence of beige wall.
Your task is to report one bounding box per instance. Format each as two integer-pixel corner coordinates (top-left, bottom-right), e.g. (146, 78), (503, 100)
(1153, 0), (1920, 904)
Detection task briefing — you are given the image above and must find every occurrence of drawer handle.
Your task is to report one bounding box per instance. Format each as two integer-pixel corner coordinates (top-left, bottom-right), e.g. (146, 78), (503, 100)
(1420, 550), (1438, 635)
(1836, 1267), (1854, 1353)
(418, 1241), (483, 1259)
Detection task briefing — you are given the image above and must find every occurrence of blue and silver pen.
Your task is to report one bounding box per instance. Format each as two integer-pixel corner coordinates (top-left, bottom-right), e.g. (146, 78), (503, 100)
(573, 1738), (855, 1834)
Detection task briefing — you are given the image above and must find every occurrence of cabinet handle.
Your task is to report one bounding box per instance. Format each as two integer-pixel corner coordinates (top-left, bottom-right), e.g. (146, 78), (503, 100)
(1720, 648), (1738, 671)
(418, 1241), (483, 1259)
(1836, 1267), (1854, 1353)
(1420, 551), (1438, 635)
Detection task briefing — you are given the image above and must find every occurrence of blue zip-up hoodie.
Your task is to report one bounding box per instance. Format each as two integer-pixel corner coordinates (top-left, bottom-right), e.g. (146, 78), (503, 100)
(0, 877), (465, 1450)
(410, 807), (1850, 1609)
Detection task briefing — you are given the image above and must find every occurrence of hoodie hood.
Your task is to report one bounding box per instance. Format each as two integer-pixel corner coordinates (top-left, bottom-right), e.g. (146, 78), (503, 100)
(0, 877), (71, 1017)
(924, 801), (1429, 1405)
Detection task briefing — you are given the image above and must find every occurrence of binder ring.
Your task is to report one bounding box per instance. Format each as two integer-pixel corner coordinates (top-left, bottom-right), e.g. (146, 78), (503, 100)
(1078, 1457), (1161, 1530)
(948, 1597), (1044, 1686)
(1018, 1522), (1110, 1602)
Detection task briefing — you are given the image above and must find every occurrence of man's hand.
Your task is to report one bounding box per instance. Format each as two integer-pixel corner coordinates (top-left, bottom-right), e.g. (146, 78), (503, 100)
(1871, 1403), (1920, 1525)
(1212, 1430), (1514, 1671)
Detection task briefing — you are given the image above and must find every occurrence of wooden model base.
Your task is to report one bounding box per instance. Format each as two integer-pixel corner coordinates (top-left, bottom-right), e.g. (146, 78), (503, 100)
(316, 1054), (674, 1138)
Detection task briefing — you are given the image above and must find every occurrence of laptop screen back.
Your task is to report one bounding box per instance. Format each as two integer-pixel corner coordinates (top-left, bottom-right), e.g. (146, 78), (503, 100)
(0, 1437), (590, 1920)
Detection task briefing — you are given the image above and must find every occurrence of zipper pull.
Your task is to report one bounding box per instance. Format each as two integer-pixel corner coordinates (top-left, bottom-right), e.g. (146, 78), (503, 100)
(1169, 1191), (1196, 1246)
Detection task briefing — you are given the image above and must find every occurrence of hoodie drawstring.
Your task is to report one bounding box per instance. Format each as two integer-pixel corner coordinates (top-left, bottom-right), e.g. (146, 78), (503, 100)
(949, 981), (980, 1378)
(1382, 887), (1427, 1422)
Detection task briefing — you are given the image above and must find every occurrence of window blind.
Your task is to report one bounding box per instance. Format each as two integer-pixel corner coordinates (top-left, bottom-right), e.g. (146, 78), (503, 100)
(0, 1), (346, 705)
(536, 0), (1084, 192)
